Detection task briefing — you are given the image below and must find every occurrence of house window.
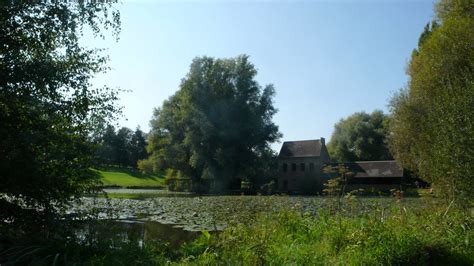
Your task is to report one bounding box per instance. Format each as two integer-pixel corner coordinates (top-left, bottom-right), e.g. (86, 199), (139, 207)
(309, 163), (315, 172)
(291, 163), (296, 171)
(300, 163), (305, 171)
(283, 180), (288, 189)
(282, 163), (288, 172)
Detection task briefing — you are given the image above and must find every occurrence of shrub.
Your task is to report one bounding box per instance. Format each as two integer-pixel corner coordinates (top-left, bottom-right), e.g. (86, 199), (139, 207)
(165, 169), (192, 192)
(137, 158), (156, 175)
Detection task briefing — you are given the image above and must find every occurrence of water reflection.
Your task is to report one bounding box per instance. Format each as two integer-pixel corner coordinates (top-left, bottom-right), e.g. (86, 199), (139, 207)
(77, 220), (199, 248)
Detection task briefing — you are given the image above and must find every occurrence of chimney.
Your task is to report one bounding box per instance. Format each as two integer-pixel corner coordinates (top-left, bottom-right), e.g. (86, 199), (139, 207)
(320, 137), (325, 145)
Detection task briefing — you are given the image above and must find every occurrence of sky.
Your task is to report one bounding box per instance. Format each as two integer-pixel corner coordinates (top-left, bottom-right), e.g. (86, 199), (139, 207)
(85, 0), (435, 151)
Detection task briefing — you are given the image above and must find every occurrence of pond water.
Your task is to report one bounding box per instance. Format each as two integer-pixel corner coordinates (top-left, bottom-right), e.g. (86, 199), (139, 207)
(75, 220), (200, 248)
(71, 196), (319, 232)
(70, 195), (419, 234)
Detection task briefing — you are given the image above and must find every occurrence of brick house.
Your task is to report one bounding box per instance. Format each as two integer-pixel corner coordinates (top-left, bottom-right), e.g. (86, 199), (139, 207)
(277, 139), (405, 193)
(277, 138), (330, 192)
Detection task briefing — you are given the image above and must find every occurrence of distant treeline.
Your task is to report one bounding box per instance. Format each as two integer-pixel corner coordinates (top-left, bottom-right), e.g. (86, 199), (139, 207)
(94, 125), (148, 168)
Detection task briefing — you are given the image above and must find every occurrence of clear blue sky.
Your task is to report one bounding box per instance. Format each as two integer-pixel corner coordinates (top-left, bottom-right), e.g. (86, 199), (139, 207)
(86, 0), (435, 150)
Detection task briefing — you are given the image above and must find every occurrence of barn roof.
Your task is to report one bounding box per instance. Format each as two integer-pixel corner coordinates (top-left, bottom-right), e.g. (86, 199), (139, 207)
(278, 139), (323, 158)
(345, 161), (403, 178)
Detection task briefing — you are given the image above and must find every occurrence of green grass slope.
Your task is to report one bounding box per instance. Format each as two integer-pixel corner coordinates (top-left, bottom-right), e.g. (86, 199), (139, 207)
(95, 167), (165, 188)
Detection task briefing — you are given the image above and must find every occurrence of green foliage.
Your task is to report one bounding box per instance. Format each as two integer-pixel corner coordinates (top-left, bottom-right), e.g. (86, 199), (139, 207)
(0, 2), (120, 226)
(389, 0), (474, 200)
(251, 149), (279, 190)
(323, 164), (352, 196)
(164, 169), (193, 192)
(416, 22), (439, 52)
(0, 240), (171, 266)
(144, 55), (281, 192)
(95, 125), (148, 168)
(2, 198), (472, 265)
(327, 110), (392, 162)
(189, 202), (473, 265)
(323, 177), (344, 196)
(137, 160), (157, 176)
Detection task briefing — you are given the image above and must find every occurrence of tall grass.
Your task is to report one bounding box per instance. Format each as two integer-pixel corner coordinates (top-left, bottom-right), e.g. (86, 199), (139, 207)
(186, 199), (473, 265)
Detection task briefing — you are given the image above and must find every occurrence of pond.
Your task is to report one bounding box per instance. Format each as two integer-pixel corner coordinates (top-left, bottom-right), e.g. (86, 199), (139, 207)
(75, 220), (200, 248)
(70, 195), (421, 234)
(71, 196), (318, 232)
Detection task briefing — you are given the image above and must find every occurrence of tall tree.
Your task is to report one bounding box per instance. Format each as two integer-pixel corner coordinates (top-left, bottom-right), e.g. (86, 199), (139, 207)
(96, 125), (118, 166)
(0, 2), (120, 224)
(327, 110), (392, 162)
(130, 127), (148, 168)
(115, 127), (133, 167)
(143, 55), (281, 191)
(95, 126), (146, 168)
(389, 0), (474, 200)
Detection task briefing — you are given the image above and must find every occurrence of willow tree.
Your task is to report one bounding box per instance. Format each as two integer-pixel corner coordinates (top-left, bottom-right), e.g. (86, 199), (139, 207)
(0, 2), (121, 225)
(389, 0), (474, 200)
(143, 55), (281, 191)
(327, 110), (392, 162)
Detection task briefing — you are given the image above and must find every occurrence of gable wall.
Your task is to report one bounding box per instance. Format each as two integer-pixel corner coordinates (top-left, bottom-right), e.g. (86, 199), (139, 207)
(319, 144), (331, 164)
(277, 138), (332, 193)
(278, 156), (323, 192)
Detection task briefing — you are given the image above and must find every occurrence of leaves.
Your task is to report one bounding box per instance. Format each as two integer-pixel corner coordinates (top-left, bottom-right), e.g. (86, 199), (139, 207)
(143, 55), (281, 191)
(389, 0), (474, 199)
(327, 110), (392, 162)
(95, 126), (147, 167)
(0, 2), (121, 225)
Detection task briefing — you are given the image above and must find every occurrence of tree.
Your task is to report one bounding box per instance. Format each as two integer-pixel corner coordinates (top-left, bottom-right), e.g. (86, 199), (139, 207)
(389, 0), (474, 200)
(327, 110), (392, 162)
(0, 2), (120, 225)
(95, 126), (147, 168)
(115, 127), (133, 167)
(130, 127), (148, 168)
(142, 55), (281, 191)
(96, 125), (118, 166)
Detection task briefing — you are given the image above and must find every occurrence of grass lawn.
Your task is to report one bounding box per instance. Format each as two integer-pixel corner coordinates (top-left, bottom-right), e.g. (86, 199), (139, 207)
(97, 192), (192, 199)
(94, 167), (166, 188)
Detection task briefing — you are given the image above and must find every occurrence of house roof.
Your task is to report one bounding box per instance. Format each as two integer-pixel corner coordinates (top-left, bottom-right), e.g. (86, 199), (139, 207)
(345, 161), (403, 178)
(278, 139), (323, 158)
